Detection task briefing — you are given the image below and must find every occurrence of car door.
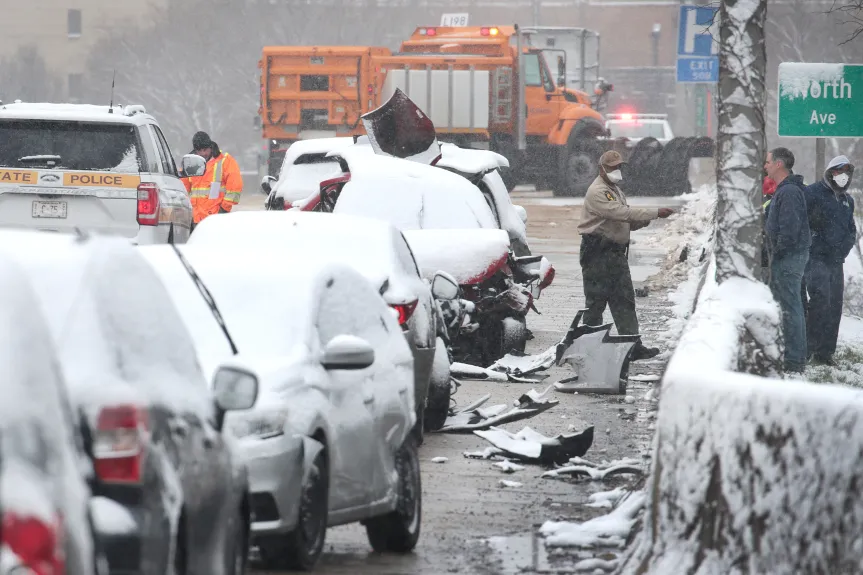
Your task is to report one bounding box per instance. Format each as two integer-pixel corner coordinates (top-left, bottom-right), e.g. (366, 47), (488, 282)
(315, 277), (378, 512)
(148, 124), (192, 243)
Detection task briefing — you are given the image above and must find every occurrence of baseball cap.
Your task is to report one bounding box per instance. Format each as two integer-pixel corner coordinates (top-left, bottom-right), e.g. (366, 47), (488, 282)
(600, 150), (626, 168)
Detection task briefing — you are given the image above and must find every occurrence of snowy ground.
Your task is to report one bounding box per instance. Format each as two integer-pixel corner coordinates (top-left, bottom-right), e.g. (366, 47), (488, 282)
(240, 188), (683, 574)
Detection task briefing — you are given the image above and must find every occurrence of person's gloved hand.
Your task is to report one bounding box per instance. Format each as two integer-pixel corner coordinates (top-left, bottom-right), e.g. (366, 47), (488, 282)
(218, 206), (229, 214)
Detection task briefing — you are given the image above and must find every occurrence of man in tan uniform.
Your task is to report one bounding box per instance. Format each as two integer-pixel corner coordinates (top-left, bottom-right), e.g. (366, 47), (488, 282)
(577, 150), (674, 360)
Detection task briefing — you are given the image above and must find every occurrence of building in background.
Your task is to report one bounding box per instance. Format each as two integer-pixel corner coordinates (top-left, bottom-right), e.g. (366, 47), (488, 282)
(0, 0), (166, 101)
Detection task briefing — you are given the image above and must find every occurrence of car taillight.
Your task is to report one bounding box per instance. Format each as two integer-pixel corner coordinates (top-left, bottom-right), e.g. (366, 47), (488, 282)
(136, 183), (160, 226)
(390, 300), (418, 325)
(283, 200), (292, 210)
(93, 404), (148, 484)
(2, 512), (65, 575)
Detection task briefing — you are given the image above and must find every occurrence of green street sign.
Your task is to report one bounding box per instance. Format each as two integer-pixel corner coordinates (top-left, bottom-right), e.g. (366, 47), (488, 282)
(778, 63), (863, 138)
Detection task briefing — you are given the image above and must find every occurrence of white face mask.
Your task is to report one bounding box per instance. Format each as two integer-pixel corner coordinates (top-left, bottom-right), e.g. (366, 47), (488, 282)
(606, 169), (623, 183)
(834, 173), (850, 188)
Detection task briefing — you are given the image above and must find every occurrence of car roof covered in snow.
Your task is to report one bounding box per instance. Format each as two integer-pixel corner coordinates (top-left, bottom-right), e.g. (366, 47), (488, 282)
(141, 244), (379, 381)
(0, 230), (212, 422)
(332, 148), (498, 231)
(188, 211), (414, 285)
(0, 102), (152, 124)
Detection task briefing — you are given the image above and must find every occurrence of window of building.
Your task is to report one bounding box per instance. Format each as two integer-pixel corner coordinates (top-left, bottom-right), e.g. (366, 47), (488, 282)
(68, 74), (83, 102)
(68, 9), (82, 38)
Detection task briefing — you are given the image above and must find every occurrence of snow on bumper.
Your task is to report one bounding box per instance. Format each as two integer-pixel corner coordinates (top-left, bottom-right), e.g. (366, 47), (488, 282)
(621, 277), (863, 574)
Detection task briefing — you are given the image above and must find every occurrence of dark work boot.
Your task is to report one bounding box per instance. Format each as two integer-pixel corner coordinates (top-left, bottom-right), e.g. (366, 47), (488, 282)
(630, 342), (660, 361)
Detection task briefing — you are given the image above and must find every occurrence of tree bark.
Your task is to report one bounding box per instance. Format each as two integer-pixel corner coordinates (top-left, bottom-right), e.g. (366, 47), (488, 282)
(715, 0), (768, 283)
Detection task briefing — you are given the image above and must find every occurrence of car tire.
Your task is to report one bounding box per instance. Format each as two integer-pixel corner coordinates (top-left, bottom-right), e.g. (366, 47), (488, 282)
(258, 449), (329, 571)
(424, 339), (451, 431)
(365, 436), (422, 553)
(501, 317), (528, 355)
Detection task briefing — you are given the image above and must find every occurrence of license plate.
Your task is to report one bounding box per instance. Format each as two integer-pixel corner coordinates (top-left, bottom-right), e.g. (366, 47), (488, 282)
(32, 200), (67, 219)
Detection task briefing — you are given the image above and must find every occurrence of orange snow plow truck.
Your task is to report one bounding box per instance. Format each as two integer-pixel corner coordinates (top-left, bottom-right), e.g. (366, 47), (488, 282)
(258, 25), (712, 196)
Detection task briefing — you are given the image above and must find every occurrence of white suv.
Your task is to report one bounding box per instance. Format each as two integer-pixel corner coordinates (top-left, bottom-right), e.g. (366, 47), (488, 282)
(0, 102), (192, 244)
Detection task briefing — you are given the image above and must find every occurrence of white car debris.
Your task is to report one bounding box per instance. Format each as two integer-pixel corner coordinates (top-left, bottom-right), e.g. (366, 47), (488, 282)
(473, 426), (595, 465)
(542, 458), (643, 481)
(437, 388), (560, 433)
(492, 460), (526, 474)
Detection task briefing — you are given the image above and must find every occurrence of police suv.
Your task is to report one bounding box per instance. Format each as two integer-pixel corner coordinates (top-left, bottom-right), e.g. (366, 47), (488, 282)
(0, 102), (192, 244)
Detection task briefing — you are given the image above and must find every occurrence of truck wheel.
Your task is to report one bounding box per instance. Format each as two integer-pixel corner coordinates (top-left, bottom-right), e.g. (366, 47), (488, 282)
(555, 141), (601, 197)
(424, 339), (451, 432)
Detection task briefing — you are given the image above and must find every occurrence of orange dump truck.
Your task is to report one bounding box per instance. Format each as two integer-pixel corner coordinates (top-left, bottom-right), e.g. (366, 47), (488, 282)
(258, 26), (615, 196)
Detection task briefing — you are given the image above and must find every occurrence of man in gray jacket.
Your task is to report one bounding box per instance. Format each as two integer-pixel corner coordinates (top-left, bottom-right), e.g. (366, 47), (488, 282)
(577, 150), (674, 360)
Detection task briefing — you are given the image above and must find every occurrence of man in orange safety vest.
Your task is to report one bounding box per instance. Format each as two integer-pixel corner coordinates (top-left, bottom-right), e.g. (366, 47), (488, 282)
(182, 131), (243, 230)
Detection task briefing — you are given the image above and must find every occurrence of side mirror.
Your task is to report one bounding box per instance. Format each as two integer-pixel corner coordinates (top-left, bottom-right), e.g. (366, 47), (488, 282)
(182, 154), (207, 178)
(261, 175), (277, 194)
(253, 115), (262, 129)
(513, 205), (528, 224)
(431, 271), (460, 300)
(321, 335), (375, 370)
(212, 366), (260, 431)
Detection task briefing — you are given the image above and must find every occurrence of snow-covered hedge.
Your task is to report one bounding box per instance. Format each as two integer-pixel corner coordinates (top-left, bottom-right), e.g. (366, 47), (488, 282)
(620, 186), (863, 573)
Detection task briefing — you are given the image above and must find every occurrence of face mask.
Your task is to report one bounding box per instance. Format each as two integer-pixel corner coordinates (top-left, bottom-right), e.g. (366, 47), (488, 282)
(606, 169), (623, 183)
(834, 173), (850, 188)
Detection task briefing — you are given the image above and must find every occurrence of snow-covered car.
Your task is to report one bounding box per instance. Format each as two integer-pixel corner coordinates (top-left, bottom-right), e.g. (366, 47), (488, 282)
(314, 149), (550, 365)
(187, 210), (454, 432)
(138, 249), (422, 571)
(0, 231), (255, 575)
(262, 137), (355, 211)
(0, 256), (102, 575)
(0, 102), (193, 244)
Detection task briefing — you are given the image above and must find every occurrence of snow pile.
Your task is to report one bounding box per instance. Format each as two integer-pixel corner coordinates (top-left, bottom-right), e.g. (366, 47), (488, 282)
(640, 185), (717, 354)
(541, 491), (645, 548)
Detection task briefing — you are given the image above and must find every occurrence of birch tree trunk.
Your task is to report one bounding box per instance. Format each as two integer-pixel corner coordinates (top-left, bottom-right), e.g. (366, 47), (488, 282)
(715, 0), (768, 283)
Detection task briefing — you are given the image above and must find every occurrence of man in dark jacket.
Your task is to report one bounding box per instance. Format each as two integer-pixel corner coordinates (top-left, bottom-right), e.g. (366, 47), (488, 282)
(803, 155), (857, 366)
(765, 147), (811, 373)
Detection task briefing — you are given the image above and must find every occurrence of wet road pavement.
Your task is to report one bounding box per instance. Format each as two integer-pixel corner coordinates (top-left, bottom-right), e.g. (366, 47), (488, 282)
(240, 188), (685, 574)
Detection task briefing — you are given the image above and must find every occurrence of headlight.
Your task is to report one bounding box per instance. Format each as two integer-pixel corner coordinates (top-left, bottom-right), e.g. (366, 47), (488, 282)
(227, 410), (288, 440)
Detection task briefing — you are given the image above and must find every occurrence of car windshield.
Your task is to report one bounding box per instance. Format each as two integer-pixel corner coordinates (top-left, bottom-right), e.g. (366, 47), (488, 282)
(607, 121), (666, 140)
(0, 120), (141, 172)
